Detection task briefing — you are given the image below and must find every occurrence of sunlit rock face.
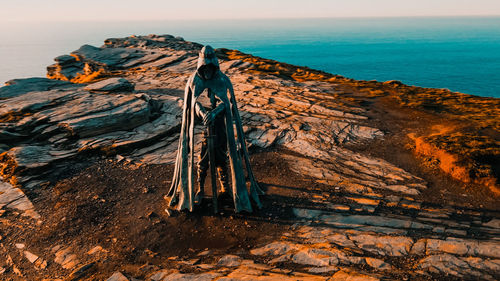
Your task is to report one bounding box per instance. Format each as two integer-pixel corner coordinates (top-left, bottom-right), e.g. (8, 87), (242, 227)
(0, 35), (498, 280)
(0, 34), (388, 193)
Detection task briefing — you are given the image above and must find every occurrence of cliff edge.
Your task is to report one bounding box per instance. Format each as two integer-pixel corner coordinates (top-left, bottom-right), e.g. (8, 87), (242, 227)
(0, 34), (498, 280)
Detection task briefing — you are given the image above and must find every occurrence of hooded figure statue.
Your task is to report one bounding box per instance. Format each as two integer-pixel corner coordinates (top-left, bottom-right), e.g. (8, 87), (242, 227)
(166, 45), (263, 213)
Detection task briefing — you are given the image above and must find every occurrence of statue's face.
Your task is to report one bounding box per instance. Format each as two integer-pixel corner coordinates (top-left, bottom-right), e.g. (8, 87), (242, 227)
(199, 64), (217, 80)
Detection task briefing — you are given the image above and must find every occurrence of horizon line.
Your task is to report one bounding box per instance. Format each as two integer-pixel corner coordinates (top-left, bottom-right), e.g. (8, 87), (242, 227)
(2, 14), (500, 23)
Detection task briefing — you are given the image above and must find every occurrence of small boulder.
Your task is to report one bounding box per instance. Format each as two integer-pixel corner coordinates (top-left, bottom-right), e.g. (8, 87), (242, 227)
(217, 255), (242, 267)
(383, 80), (403, 86)
(24, 251), (39, 263)
(331, 269), (380, 281)
(106, 272), (129, 281)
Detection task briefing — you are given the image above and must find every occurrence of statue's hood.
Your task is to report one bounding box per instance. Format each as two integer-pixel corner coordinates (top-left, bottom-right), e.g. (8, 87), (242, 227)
(196, 45), (219, 71)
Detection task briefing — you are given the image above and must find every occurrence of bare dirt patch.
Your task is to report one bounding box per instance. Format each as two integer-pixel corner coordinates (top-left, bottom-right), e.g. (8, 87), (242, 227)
(3, 149), (319, 279)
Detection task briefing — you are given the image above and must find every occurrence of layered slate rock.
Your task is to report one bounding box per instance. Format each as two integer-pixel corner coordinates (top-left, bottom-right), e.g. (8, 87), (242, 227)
(1, 34), (385, 194)
(0, 35), (499, 280)
(0, 78), (75, 99)
(84, 77), (134, 92)
(46, 35), (202, 83)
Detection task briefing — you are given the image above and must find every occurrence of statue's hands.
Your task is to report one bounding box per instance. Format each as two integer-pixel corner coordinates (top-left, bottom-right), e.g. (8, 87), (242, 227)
(203, 110), (216, 126)
(203, 104), (225, 126)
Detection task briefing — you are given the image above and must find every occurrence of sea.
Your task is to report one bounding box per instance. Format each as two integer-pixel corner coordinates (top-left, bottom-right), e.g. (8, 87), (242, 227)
(1, 17), (499, 98)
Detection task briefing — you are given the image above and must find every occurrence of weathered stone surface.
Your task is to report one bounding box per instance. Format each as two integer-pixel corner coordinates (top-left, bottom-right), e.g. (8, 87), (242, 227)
(0, 182), (39, 218)
(418, 254), (499, 280)
(291, 249), (338, 266)
(364, 258), (392, 271)
(293, 208), (323, 220)
(0, 78), (74, 98)
(410, 239), (427, 255)
(308, 266), (338, 273)
(346, 197), (380, 206)
(218, 255), (242, 267)
(73, 44), (144, 68)
(54, 247), (79, 269)
(296, 210), (430, 231)
(426, 238), (500, 258)
(54, 54), (77, 64)
(384, 185), (420, 195)
(218, 262), (328, 281)
(0, 79), (179, 188)
(282, 153), (425, 198)
(483, 219), (500, 229)
(250, 241), (299, 256)
(23, 251), (38, 263)
(68, 263), (96, 280)
(149, 270), (171, 281)
(0, 182), (24, 206)
(162, 271), (221, 281)
(87, 246), (104, 255)
(85, 77), (134, 92)
(325, 234), (357, 249)
(349, 234), (413, 256)
(106, 272), (130, 281)
(329, 269), (380, 281)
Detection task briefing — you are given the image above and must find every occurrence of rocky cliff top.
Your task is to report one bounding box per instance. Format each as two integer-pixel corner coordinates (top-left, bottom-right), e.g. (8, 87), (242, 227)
(0, 34), (498, 280)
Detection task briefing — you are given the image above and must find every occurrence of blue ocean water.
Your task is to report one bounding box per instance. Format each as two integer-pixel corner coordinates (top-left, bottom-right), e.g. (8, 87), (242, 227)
(1, 17), (499, 97)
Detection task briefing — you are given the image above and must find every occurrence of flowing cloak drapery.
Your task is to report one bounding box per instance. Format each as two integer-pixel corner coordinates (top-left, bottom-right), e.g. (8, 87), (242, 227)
(167, 70), (263, 213)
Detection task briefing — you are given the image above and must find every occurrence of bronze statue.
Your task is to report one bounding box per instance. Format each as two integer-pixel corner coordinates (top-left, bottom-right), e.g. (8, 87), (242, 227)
(167, 45), (263, 213)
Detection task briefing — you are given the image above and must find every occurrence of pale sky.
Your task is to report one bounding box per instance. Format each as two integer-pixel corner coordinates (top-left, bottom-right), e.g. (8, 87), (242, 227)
(2, 0), (500, 22)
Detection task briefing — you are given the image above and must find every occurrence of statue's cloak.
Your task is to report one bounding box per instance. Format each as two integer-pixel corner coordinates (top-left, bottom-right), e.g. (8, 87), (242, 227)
(167, 49), (262, 212)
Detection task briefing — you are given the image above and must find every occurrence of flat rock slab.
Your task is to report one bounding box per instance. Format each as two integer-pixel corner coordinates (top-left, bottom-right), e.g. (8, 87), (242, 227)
(0, 181), (39, 219)
(0, 77), (74, 98)
(85, 77), (134, 92)
(217, 255), (242, 267)
(72, 44), (146, 68)
(106, 272), (130, 281)
(330, 269), (380, 281)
